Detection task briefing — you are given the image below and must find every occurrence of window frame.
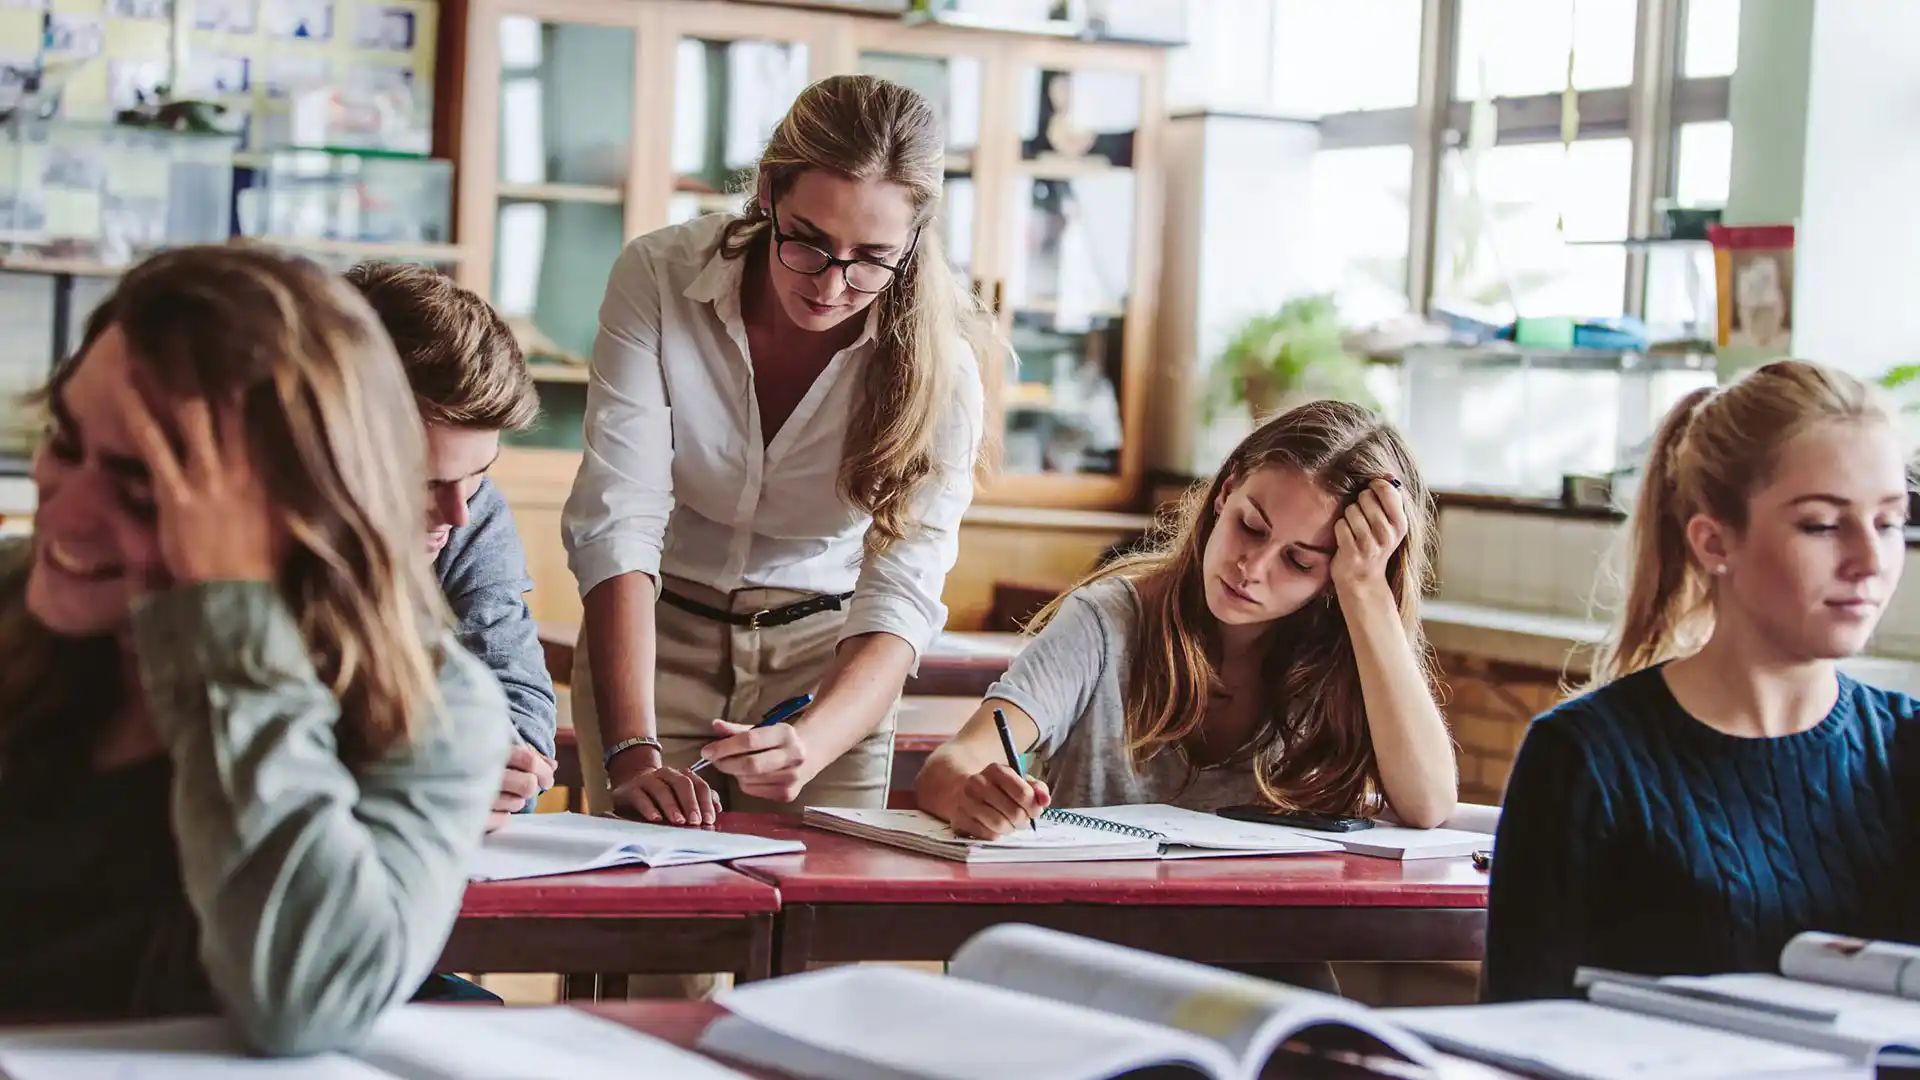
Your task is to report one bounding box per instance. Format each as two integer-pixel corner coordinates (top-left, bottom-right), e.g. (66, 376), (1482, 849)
(1298, 0), (1732, 322)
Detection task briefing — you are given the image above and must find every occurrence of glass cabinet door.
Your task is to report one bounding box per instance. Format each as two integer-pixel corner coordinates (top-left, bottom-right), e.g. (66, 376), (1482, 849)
(490, 13), (635, 451)
(855, 49), (985, 282)
(666, 32), (812, 225)
(998, 63), (1143, 480)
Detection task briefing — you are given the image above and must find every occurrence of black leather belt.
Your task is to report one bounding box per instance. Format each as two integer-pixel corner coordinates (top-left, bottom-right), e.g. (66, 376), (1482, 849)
(660, 588), (855, 630)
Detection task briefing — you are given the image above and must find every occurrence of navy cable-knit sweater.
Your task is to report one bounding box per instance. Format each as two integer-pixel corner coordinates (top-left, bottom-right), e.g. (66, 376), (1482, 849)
(1483, 665), (1920, 1002)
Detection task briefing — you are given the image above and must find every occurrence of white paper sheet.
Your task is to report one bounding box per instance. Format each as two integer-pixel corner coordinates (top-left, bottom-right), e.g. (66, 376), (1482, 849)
(468, 812), (803, 881)
(1387, 1000), (1853, 1080)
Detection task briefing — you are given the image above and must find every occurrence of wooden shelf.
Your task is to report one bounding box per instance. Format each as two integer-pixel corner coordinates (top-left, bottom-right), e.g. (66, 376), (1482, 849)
(528, 363), (591, 384)
(1019, 155), (1132, 182)
(0, 255), (128, 278)
(497, 181), (624, 205)
(247, 237), (471, 263)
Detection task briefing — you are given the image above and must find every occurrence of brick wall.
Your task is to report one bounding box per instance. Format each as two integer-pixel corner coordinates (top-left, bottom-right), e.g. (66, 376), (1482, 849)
(1433, 650), (1573, 805)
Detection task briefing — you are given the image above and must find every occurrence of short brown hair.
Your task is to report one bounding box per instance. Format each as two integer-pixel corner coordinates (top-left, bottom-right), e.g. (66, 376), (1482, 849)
(344, 261), (538, 431)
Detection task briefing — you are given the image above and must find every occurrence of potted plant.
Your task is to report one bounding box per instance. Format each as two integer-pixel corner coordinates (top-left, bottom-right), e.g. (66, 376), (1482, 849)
(1208, 295), (1377, 420)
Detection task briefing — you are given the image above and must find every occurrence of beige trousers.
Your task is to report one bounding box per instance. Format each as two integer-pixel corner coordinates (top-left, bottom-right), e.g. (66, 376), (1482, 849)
(569, 575), (898, 998)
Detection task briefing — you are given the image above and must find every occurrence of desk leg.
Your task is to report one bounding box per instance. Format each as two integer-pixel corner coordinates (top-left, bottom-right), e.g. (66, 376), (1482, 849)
(739, 912), (775, 983)
(771, 905), (818, 978)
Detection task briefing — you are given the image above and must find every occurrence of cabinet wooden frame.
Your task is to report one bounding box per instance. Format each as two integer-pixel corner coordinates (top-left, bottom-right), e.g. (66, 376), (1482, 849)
(451, 0), (1167, 513)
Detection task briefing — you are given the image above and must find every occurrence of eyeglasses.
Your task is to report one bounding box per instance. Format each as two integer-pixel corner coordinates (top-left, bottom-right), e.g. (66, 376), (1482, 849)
(768, 190), (920, 294)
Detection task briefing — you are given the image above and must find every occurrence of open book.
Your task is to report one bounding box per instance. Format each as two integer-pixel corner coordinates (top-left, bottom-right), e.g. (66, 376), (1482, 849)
(0, 1003), (751, 1080)
(802, 805), (1342, 863)
(1387, 932), (1920, 1079)
(467, 811), (803, 881)
(701, 924), (1439, 1080)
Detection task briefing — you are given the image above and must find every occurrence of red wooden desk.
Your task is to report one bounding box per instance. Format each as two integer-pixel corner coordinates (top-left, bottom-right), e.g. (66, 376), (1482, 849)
(444, 862), (779, 996)
(721, 813), (1488, 977)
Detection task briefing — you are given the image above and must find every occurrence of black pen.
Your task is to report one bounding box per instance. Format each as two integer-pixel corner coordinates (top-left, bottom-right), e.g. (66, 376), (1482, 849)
(691, 692), (813, 774)
(992, 707), (1037, 832)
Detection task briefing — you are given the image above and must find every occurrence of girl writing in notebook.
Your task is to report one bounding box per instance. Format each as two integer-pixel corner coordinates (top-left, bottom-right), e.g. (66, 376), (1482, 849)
(0, 248), (511, 1051)
(1484, 360), (1920, 1002)
(916, 400), (1457, 840)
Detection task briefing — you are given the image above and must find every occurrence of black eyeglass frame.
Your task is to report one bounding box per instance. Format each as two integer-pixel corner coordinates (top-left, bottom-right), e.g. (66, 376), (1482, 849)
(767, 189), (923, 295)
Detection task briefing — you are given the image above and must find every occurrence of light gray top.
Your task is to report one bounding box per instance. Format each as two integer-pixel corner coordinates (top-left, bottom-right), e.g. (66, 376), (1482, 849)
(131, 575), (511, 1054)
(983, 577), (1260, 812)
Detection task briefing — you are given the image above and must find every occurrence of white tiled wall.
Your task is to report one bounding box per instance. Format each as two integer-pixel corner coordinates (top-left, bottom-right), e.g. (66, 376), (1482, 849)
(1436, 506), (1920, 663)
(1436, 508), (1619, 620)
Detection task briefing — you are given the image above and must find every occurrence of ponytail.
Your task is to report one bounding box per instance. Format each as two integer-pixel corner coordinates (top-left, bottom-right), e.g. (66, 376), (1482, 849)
(1583, 360), (1890, 690)
(1586, 387), (1715, 689)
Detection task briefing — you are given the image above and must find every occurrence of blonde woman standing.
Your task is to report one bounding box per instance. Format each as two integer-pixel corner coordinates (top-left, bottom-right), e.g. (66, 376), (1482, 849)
(565, 75), (989, 824)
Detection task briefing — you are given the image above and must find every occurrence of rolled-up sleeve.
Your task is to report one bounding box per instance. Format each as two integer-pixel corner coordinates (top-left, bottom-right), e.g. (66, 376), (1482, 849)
(562, 240), (677, 598)
(841, 343), (984, 667)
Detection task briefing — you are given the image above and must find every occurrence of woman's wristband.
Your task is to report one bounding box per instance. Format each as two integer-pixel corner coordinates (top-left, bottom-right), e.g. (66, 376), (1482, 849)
(603, 736), (663, 771)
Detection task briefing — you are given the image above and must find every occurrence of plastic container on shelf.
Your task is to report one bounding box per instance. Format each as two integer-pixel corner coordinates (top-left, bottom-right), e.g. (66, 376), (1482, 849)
(0, 118), (236, 266)
(235, 147), (453, 246)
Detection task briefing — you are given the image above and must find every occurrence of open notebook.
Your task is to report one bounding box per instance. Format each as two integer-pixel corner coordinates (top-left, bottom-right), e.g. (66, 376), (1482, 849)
(701, 924), (1439, 1080)
(467, 811), (803, 881)
(802, 805), (1342, 863)
(0, 1004), (751, 1080)
(1387, 932), (1920, 1079)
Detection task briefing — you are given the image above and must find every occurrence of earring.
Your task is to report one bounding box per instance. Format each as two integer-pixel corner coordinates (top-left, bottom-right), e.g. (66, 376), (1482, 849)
(1712, 564), (1727, 576)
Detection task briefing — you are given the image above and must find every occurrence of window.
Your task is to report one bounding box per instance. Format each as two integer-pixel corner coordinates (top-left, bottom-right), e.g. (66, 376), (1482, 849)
(1268, 0), (1422, 116)
(1675, 120), (1733, 207)
(1435, 138), (1634, 322)
(1683, 0), (1740, 78)
(1454, 0), (1638, 99)
(1308, 146), (1414, 327)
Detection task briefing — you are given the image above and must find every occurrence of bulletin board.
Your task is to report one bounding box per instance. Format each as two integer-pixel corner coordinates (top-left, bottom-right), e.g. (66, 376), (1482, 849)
(0, 0), (437, 153)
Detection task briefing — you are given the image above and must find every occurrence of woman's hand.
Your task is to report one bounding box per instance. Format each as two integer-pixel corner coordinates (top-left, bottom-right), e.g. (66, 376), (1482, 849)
(948, 764), (1050, 840)
(609, 757), (721, 826)
(1331, 477), (1409, 595)
(115, 379), (283, 585)
(700, 719), (812, 803)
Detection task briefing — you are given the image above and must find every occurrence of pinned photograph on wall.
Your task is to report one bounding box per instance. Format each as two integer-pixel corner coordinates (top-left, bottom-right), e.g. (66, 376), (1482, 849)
(43, 142), (105, 189)
(43, 12), (105, 58)
(183, 53), (250, 95)
(354, 4), (413, 51)
(104, 0), (171, 21)
(108, 58), (168, 108)
(264, 53), (329, 98)
(194, 0), (257, 33)
(264, 0), (330, 40)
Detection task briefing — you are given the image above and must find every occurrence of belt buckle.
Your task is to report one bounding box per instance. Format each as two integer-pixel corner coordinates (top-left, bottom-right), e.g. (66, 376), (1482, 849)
(747, 608), (772, 631)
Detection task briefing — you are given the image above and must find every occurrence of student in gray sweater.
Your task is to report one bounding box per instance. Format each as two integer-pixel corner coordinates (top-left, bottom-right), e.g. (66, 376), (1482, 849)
(347, 262), (559, 828)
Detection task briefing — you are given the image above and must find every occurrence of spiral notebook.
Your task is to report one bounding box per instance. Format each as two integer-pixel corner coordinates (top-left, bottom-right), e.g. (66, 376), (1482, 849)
(801, 805), (1343, 863)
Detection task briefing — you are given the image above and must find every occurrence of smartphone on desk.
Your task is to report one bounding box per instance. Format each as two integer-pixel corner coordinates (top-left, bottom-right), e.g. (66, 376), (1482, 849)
(1215, 805), (1375, 833)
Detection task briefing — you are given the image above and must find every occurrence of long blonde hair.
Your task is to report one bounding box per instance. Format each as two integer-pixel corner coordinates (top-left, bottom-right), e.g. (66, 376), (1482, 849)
(0, 245), (448, 767)
(1038, 400), (1438, 816)
(721, 74), (993, 557)
(1588, 359), (1891, 688)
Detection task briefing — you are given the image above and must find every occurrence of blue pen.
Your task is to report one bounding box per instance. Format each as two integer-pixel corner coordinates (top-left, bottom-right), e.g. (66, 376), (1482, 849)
(690, 692), (814, 773)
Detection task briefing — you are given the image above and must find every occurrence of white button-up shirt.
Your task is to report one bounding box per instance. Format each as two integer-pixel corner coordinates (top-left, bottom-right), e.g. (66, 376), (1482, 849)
(562, 214), (984, 661)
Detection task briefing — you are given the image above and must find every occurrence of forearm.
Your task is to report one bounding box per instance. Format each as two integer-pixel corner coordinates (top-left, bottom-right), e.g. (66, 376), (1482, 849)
(583, 572), (664, 781)
(795, 631), (916, 766)
(1340, 581), (1457, 827)
(134, 584), (508, 1055)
